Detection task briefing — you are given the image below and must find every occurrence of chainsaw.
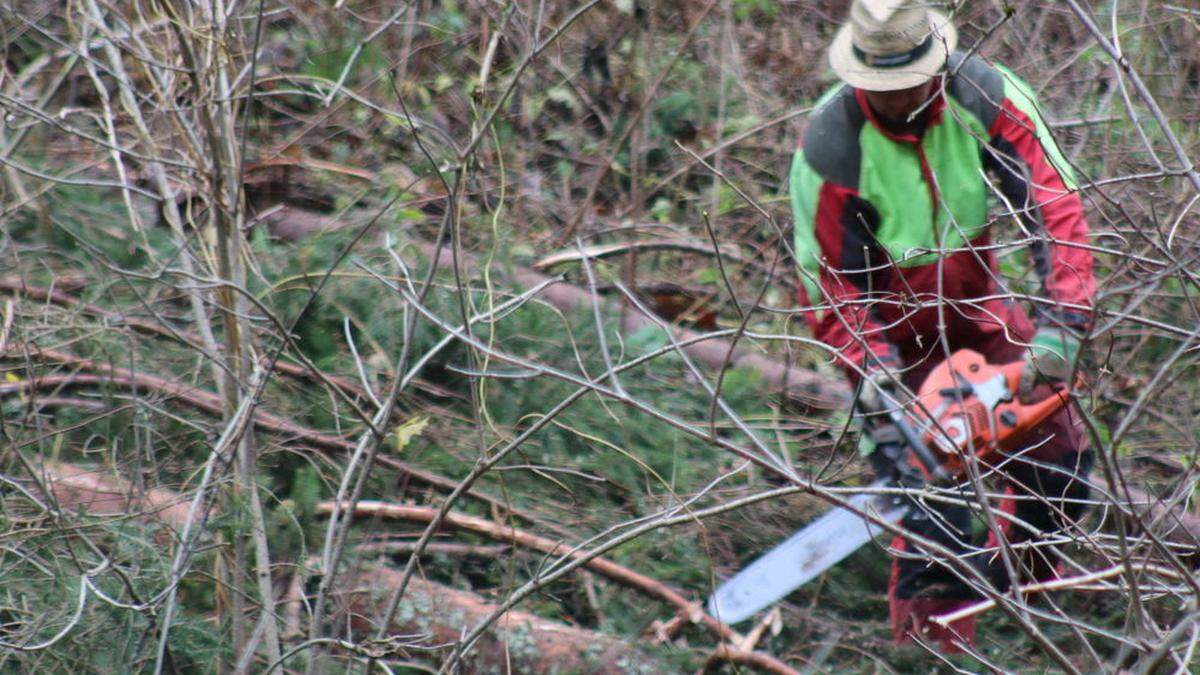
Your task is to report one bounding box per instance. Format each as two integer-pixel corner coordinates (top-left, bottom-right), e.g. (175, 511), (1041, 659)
(706, 349), (1072, 624)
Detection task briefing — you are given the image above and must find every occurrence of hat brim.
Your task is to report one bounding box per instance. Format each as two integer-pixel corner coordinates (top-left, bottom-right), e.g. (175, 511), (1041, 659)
(828, 10), (958, 91)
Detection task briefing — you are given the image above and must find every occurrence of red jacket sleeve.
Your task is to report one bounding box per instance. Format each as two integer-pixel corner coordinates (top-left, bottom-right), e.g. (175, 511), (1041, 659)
(988, 100), (1096, 328)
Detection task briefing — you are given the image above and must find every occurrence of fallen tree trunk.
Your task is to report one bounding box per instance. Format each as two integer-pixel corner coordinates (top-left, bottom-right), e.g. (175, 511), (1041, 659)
(423, 238), (841, 406)
(316, 500), (803, 673)
(28, 460), (665, 673)
(533, 237), (772, 277)
(0, 275), (431, 412)
(329, 564), (662, 674)
(1, 344), (531, 521)
(318, 501), (717, 633)
(37, 460), (193, 532)
(1113, 483), (1200, 550)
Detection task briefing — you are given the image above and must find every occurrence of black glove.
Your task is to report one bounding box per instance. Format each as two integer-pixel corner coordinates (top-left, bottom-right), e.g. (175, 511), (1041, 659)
(893, 492), (981, 600)
(901, 493), (973, 547)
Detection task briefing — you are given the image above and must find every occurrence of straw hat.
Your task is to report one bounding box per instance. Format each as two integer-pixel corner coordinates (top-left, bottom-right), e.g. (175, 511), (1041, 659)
(828, 0), (958, 91)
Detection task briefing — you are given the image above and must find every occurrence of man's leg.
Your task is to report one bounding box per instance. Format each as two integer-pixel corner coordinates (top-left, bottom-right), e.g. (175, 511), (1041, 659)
(885, 422), (1091, 650)
(884, 354), (985, 651)
(985, 409), (1094, 586)
(887, 499), (982, 651)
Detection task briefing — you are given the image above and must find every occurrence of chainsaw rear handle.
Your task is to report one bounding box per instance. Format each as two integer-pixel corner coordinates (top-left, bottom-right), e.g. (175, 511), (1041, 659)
(998, 358), (1074, 437)
(987, 359), (1073, 460)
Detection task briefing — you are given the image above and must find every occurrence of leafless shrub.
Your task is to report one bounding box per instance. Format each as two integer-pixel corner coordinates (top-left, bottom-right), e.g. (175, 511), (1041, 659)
(0, 1), (1197, 672)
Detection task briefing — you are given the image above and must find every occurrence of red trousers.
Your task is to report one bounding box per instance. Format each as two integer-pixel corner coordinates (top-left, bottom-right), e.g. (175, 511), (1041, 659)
(885, 304), (1092, 652)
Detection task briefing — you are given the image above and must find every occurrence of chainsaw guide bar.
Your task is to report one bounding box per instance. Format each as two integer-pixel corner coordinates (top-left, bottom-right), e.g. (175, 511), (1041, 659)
(707, 482), (908, 624)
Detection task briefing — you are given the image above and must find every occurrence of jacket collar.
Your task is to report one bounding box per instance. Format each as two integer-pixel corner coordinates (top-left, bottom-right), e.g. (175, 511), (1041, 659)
(854, 77), (946, 143)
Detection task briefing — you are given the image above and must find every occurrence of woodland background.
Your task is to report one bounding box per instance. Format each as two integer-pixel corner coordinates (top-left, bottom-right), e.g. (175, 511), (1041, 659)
(2, 0), (1199, 672)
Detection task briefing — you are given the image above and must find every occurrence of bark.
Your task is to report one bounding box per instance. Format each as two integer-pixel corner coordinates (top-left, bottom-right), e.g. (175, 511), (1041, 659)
(317, 501), (725, 636)
(37, 460), (192, 533)
(354, 541), (510, 557)
(703, 644), (806, 675)
(1119, 485), (1200, 550)
(329, 564), (663, 674)
(0, 275), (428, 414)
(533, 238), (771, 277)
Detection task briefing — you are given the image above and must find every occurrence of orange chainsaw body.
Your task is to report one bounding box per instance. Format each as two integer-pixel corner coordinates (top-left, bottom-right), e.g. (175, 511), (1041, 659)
(907, 350), (1071, 478)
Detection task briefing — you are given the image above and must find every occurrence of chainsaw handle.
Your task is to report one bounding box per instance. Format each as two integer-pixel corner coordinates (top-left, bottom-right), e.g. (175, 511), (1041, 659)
(998, 359), (1080, 401)
(888, 408), (952, 483)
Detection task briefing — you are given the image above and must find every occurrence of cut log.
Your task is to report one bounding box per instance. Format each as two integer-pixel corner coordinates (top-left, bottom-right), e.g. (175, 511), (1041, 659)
(29, 461), (666, 673)
(37, 460), (193, 533)
(415, 239), (842, 406)
(317, 501), (733, 637)
(329, 564), (662, 673)
(533, 237), (767, 276)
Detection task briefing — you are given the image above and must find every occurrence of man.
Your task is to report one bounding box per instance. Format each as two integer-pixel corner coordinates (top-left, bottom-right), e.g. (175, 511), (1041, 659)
(789, 0), (1095, 652)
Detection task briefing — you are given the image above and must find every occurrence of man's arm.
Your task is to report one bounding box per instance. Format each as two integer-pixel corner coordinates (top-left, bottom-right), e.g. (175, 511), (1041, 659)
(982, 68), (1096, 329)
(790, 149), (900, 378)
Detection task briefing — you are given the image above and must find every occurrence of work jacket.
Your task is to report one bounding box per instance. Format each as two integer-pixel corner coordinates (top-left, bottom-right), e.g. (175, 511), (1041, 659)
(790, 53), (1095, 375)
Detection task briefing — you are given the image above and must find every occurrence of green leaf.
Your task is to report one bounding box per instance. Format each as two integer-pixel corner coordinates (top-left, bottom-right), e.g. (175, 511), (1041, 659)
(433, 73), (455, 93)
(392, 416), (429, 452)
(394, 208), (425, 222)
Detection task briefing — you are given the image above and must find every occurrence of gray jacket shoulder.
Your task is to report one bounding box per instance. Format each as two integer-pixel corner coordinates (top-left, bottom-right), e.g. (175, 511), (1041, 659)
(947, 52), (1005, 131)
(801, 86), (865, 188)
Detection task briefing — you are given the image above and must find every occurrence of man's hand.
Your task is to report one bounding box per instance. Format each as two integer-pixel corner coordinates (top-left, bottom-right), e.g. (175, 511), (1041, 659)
(1019, 326), (1081, 400)
(857, 369), (904, 414)
(857, 369), (908, 457)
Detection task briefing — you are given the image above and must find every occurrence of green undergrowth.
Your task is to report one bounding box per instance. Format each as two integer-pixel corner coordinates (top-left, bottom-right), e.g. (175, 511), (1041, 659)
(0, 518), (227, 673)
(5, 216), (818, 670)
